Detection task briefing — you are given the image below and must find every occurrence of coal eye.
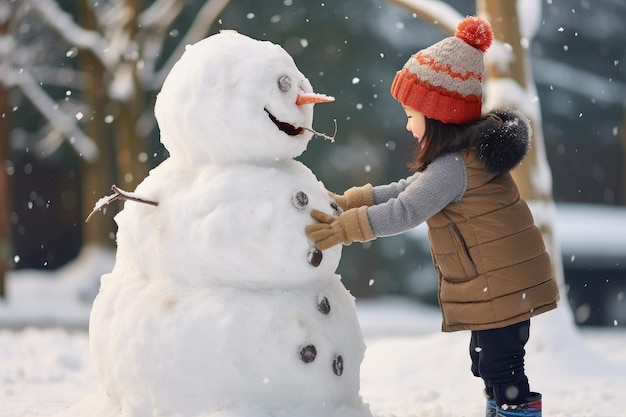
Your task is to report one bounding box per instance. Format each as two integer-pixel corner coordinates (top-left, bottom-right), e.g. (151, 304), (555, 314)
(278, 75), (291, 92)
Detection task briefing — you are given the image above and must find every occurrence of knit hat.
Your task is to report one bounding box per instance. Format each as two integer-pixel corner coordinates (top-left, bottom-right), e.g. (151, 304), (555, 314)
(391, 16), (494, 124)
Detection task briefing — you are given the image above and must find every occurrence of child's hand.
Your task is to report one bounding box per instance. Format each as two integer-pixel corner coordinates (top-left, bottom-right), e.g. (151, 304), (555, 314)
(328, 184), (374, 211)
(305, 207), (375, 250)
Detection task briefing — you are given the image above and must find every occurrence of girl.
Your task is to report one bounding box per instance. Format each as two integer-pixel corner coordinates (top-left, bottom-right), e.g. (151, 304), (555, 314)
(305, 16), (559, 417)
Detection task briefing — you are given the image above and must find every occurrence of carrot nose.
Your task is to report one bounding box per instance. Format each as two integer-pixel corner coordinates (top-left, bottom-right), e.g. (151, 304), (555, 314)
(296, 93), (335, 106)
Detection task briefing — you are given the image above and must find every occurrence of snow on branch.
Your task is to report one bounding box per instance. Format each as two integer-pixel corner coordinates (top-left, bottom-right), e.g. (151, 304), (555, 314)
(6, 69), (99, 162)
(139, 0), (186, 30)
(137, 0), (187, 83)
(152, 0), (232, 88)
(29, 0), (110, 69)
(516, 0), (542, 40)
(386, 0), (462, 35)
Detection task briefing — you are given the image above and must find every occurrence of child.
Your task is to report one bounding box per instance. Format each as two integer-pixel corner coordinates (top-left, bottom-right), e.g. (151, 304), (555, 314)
(305, 16), (559, 417)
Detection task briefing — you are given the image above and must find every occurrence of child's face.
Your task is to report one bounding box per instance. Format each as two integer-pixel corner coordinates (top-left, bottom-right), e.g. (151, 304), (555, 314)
(403, 106), (426, 145)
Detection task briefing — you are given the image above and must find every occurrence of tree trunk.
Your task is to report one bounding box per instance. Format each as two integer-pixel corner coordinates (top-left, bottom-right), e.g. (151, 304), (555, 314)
(0, 6), (13, 298)
(114, 0), (148, 191)
(77, 0), (116, 248)
(114, 88), (146, 189)
(478, 2), (539, 198)
(0, 82), (10, 299)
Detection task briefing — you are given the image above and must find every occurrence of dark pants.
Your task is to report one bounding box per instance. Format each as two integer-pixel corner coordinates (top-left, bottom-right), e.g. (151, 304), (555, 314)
(469, 320), (531, 406)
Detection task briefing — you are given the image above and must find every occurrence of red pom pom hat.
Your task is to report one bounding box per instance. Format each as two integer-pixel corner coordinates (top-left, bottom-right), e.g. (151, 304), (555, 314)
(391, 16), (494, 124)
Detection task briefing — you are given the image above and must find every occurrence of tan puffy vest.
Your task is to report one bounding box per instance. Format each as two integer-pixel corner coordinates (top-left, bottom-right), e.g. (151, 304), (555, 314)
(426, 149), (559, 332)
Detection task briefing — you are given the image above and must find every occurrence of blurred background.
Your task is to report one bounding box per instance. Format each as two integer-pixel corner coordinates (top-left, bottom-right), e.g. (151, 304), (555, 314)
(1, 0), (625, 327)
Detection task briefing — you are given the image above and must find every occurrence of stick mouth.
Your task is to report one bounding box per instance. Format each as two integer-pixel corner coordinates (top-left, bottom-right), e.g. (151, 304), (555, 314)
(265, 109), (304, 136)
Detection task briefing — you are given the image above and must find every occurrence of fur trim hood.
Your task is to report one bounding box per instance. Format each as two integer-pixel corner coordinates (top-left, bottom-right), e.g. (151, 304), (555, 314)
(478, 109), (531, 174)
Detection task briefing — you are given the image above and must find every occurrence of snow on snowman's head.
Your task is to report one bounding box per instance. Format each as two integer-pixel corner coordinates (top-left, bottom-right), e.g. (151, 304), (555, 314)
(155, 31), (334, 164)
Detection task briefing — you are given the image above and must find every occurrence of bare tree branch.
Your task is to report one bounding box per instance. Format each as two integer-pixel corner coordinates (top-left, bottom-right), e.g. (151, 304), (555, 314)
(138, 0), (187, 84)
(29, 0), (110, 69)
(153, 0), (232, 88)
(386, 0), (462, 35)
(139, 0), (186, 29)
(6, 69), (99, 161)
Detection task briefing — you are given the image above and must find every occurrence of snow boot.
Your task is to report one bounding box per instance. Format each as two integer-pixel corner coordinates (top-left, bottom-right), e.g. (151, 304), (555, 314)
(495, 392), (542, 417)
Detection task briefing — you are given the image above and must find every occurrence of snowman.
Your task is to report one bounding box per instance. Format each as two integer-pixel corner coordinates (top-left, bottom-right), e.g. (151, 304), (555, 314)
(86, 31), (372, 417)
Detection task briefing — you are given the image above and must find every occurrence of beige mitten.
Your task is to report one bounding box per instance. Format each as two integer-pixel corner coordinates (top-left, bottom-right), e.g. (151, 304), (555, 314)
(305, 207), (375, 250)
(329, 184), (374, 211)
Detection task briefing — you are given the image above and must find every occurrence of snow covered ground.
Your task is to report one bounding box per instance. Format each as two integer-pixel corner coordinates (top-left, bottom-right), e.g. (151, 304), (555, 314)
(1, 257), (625, 417)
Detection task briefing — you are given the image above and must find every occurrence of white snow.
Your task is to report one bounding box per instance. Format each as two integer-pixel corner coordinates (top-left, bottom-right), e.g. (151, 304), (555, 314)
(1, 280), (626, 417)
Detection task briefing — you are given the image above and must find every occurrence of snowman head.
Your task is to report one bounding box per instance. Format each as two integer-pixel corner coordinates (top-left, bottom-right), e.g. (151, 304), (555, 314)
(155, 31), (334, 164)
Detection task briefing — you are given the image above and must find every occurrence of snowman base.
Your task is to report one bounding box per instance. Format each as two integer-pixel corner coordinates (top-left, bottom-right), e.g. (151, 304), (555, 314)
(86, 273), (372, 417)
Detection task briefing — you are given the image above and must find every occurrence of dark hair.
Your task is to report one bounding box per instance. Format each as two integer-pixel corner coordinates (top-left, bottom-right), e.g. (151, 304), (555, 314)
(407, 114), (502, 172)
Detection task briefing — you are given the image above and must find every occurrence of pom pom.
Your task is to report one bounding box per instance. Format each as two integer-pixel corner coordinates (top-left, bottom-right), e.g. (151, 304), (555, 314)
(455, 16), (493, 52)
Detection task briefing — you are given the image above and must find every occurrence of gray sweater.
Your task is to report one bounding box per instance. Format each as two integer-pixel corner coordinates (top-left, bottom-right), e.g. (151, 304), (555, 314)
(368, 152), (467, 237)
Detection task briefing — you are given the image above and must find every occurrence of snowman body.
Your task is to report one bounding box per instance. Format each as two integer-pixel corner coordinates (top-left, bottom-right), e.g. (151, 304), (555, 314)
(88, 31), (371, 417)
(108, 158), (341, 290)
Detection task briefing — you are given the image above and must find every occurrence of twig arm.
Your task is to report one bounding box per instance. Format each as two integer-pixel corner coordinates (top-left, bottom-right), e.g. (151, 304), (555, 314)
(85, 185), (158, 223)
